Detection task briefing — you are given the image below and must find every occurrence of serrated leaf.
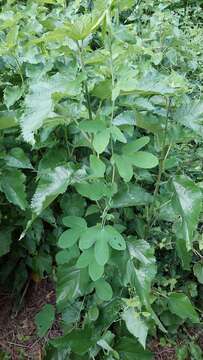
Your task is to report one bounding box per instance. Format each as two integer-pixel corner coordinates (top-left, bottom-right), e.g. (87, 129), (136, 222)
(58, 229), (80, 249)
(122, 308), (148, 348)
(95, 278), (113, 301)
(5, 147), (33, 169)
(1, 170), (27, 210)
(88, 258), (104, 281)
(31, 166), (73, 215)
(105, 225), (126, 250)
(35, 304), (55, 338)
(93, 129), (110, 154)
(94, 229), (110, 265)
(90, 155), (106, 178)
(172, 175), (202, 250)
(168, 293), (199, 323)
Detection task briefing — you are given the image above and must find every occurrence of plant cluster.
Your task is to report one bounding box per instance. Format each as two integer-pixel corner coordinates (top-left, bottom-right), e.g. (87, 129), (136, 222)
(0, 0), (203, 358)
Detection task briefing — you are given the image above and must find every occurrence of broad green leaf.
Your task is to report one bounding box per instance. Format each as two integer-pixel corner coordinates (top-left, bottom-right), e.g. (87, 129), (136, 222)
(75, 180), (116, 201)
(79, 226), (99, 250)
(50, 327), (96, 354)
(62, 216), (87, 230)
(172, 175), (202, 250)
(31, 166), (73, 215)
(115, 337), (153, 360)
(176, 238), (191, 271)
(1, 170), (27, 210)
(35, 304), (55, 338)
(56, 266), (90, 311)
(79, 118), (106, 133)
(168, 293), (199, 323)
(89, 258), (104, 281)
(94, 229), (110, 265)
(189, 342), (203, 360)
(76, 248), (94, 268)
(0, 230), (12, 257)
(113, 111), (135, 126)
(122, 308), (148, 348)
(193, 263), (203, 284)
(56, 246), (80, 265)
(58, 229), (80, 249)
(174, 98), (203, 136)
(93, 129), (110, 154)
(92, 79), (112, 99)
(4, 85), (23, 108)
(112, 184), (152, 208)
(21, 75), (81, 145)
(90, 155), (106, 178)
(95, 278), (113, 301)
(130, 151), (158, 169)
(114, 155), (133, 182)
(105, 225), (126, 250)
(110, 126), (127, 143)
(0, 111), (18, 130)
(122, 137), (150, 154)
(5, 147), (33, 169)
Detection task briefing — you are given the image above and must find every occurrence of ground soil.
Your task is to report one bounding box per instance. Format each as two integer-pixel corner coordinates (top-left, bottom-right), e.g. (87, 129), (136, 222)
(0, 279), (61, 359)
(0, 280), (202, 360)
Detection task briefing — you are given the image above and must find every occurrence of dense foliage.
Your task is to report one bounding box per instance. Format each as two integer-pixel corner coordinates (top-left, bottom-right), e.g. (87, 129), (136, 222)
(0, 0), (203, 358)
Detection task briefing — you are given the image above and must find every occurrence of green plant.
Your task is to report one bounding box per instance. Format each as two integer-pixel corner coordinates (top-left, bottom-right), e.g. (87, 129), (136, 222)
(0, 0), (203, 358)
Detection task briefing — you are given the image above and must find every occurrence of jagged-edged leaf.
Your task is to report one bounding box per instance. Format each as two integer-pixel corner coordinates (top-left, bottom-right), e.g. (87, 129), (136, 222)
(95, 278), (113, 301)
(112, 184), (152, 208)
(122, 308), (148, 348)
(21, 74), (82, 145)
(168, 293), (199, 323)
(172, 175), (202, 250)
(5, 147), (33, 169)
(31, 166), (73, 215)
(174, 98), (203, 136)
(1, 170), (27, 210)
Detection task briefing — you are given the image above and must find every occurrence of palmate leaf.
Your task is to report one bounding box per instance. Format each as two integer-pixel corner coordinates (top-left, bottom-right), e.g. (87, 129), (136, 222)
(31, 166), (74, 215)
(172, 175), (202, 250)
(21, 74), (82, 145)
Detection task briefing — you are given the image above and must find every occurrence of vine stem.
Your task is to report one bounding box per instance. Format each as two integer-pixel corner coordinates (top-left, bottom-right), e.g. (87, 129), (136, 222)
(146, 97), (172, 234)
(76, 41), (93, 121)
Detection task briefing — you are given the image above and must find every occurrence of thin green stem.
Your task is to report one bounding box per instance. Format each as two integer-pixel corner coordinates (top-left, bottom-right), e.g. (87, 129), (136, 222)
(77, 41), (93, 121)
(146, 98), (172, 235)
